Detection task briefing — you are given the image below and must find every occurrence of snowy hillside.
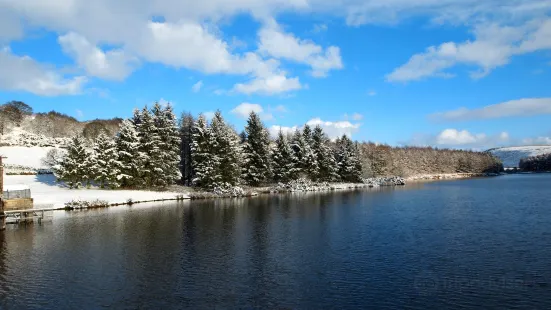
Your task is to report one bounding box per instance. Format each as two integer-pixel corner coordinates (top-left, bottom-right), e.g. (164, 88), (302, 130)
(489, 146), (551, 168)
(0, 127), (69, 147)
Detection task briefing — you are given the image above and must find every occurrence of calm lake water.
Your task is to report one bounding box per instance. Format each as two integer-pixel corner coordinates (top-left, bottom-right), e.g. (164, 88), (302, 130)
(1, 174), (551, 309)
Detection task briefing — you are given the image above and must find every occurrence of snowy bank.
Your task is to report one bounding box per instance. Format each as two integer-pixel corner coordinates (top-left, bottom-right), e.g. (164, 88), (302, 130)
(405, 173), (498, 181)
(269, 177), (406, 193)
(3, 174), (189, 208)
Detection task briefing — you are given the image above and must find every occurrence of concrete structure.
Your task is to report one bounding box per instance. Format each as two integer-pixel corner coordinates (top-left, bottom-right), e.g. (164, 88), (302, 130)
(1, 157), (34, 228)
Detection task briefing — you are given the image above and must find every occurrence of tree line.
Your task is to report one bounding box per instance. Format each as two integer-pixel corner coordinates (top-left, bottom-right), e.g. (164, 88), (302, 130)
(0, 100), (122, 140)
(359, 143), (503, 177)
(519, 154), (551, 172)
(53, 104), (364, 189)
(27, 101), (503, 189)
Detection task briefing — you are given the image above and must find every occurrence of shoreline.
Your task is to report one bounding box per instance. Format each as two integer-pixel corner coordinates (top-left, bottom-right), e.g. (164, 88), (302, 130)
(3, 173), (500, 213)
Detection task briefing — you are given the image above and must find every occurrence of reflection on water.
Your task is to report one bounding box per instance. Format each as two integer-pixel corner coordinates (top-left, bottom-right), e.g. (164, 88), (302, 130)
(1, 174), (551, 309)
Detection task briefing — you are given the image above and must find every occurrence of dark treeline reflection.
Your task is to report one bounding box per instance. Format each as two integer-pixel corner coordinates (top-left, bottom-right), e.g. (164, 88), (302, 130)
(2, 176), (551, 309)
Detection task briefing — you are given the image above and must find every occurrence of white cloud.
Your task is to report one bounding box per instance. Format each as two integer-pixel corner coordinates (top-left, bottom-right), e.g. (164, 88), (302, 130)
(268, 125), (298, 138)
(436, 129), (485, 145)
(273, 105), (287, 112)
(367, 90), (377, 96)
(0, 10), (23, 41)
(58, 32), (138, 80)
(430, 98), (551, 121)
(312, 23), (328, 33)
(191, 80), (203, 92)
(3, 0), (550, 96)
(306, 118), (361, 139)
(0, 47), (86, 96)
(433, 128), (510, 148)
(269, 116), (362, 139)
(231, 102), (263, 118)
(522, 136), (551, 145)
(258, 21), (343, 77)
(387, 19), (551, 82)
(233, 74), (302, 95)
(158, 98), (174, 107)
(231, 102), (274, 120)
(351, 113), (363, 121)
(75, 109), (84, 119)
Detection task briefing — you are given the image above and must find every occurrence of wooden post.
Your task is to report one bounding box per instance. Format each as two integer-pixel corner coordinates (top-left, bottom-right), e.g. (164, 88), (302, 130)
(0, 156), (5, 230)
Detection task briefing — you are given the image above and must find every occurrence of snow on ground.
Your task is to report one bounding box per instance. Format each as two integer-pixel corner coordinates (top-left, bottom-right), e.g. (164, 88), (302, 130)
(489, 146), (551, 168)
(4, 174), (189, 208)
(0, 146), (55, 169)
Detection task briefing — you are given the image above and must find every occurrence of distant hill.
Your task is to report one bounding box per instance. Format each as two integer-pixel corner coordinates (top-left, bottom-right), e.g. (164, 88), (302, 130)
(488, 146), (551, 168)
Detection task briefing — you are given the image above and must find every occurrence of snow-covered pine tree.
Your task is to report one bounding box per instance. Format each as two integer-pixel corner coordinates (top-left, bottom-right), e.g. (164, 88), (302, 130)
(115, 119), (141, 188)
(303, 124), (314, 147)
(152, 102), (181, 187)
(272, 130), (299, 183)
(54, 135), (91, 188)
(242, 111), (272, 186)
(92, 132), (120, 189)
(335, 135), (363, 182)
(179, 112), (194, 186)
(131, 108), (142, 127)
(291, 128), (318, 179)
(312, 125), (339, 181)
(191, 114), (219, 188)
(303, 124), (319, 178)
(210, 110), (242, 186)
(239, 130), (247, 144)
(136, 106), (162, 187)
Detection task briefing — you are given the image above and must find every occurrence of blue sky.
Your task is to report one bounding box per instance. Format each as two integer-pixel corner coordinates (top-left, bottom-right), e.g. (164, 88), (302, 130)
(1, 0), (551, 149)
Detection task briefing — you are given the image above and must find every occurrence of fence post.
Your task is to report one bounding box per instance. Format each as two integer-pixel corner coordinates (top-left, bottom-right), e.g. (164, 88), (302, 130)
(1, 156), (5, 230)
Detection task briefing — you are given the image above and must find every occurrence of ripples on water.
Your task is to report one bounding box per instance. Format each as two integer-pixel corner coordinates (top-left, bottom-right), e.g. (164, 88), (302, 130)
(1, 174), (551, 309)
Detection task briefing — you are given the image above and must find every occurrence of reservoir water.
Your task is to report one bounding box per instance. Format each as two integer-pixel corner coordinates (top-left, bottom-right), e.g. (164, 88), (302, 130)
(1, 174), (551, 309)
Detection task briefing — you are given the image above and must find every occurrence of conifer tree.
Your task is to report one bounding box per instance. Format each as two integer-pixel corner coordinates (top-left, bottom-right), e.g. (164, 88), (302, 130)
(54, 135), (91, 188)
(210, 111), (241, 185)
(136, 106), (161, 187)
(152, 102), (181, 186)
(242, 111), (272, 186)
(335, 135), (363, 182)
(312, 125), (338, 181)
(272, 130), (299, 182)
(191, 114), (219, 187)
(131, 108), (142, 127)
(115, 119), (141, 187)
(92, 132), (120, 188)
(303, 124), (314, 147)
(291, 128), (318, 179)
(179, 112), (195, 186)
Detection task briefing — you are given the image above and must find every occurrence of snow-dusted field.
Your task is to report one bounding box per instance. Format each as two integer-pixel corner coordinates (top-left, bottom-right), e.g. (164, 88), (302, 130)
(0, 146), (55, 169)
(489, 146), (551, 168)
(4, 174), (188, 208)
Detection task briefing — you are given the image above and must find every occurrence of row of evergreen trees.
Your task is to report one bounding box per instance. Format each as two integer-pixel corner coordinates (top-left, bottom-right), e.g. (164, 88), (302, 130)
(54, 103), (181, 188)
(54, 105), (364, 189)
(187, 111), (363, 188)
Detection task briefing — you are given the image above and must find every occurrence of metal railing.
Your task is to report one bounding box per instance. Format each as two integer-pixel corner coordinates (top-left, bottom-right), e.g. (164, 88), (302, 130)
(2, 189), (31, 199)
